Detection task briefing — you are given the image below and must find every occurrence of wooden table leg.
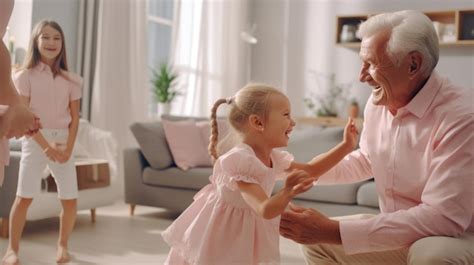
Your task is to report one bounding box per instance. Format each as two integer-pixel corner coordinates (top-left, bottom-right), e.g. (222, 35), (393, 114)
(90, 208), (96, 223)
(129, 204), (136, 216)
(1, 217), (9, 238)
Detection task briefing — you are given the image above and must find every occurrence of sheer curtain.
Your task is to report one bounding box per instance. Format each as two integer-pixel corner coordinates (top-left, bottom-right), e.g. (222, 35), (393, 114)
(170, 0), (250, 116)
(89, 0), (149, 192)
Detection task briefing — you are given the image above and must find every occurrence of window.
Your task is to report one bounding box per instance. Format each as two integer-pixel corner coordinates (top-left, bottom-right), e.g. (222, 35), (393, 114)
(147, 0), (174, 116)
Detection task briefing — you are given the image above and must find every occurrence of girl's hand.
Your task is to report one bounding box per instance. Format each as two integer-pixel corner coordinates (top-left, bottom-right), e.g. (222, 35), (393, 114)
(343, 118), (359, 151)
(54, 143), (71, 163)
(44, 146), (63, 163)
(284, 170), (316, 197)
(57, 148), (72, 163)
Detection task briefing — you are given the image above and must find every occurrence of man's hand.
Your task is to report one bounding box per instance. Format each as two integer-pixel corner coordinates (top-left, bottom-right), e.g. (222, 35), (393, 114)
(0, 104), (41, 138)
(280, 203), (342, 245)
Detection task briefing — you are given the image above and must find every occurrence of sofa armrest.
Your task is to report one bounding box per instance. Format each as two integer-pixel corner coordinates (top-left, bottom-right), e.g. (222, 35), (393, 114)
(123, 148), (149, 203)
(0, 151), (21, 218)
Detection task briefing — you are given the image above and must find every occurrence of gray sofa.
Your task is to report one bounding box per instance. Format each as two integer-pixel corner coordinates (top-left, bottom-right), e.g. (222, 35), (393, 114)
(124, 117), (380, 217)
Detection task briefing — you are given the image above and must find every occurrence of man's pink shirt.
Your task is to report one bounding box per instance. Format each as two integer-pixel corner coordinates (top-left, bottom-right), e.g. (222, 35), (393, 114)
(317, 71), (474, 254)
(13, 62), (82, 129)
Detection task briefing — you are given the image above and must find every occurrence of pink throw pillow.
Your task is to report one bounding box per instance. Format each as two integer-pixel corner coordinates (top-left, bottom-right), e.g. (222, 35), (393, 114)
(196, 119), (230, 149)
(161, 119), (212, 170)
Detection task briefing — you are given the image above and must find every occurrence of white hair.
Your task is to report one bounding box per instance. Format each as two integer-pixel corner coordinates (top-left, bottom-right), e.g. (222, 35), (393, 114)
(357, 10), (439, 78)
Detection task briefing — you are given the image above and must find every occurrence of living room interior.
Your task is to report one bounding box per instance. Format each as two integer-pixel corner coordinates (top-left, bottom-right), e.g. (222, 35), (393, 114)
(1, 0), (473, 264)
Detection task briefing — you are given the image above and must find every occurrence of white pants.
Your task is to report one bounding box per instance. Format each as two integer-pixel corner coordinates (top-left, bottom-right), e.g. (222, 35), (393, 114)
(17, 129), (77, 199)
(302, 214), (474, 265)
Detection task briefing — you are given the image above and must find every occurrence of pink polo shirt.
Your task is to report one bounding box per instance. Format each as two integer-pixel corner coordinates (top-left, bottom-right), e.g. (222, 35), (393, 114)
(13, 62), (82, 129)
(317, 71), (474, 254)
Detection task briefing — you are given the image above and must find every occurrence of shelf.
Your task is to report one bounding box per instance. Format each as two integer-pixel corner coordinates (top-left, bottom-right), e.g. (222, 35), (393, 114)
(336, 9), (474, 48)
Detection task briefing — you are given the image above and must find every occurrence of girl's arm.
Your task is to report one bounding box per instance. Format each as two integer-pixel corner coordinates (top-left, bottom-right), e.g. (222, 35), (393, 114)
(59, 99), (80, 162)
(237, 170), (315, 219)
(290, 118), (358, 178)
(19, 96), (61, 162)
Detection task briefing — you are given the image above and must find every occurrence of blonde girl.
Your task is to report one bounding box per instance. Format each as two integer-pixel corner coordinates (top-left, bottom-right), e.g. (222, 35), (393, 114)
(2, 20), (82, 265)
(162, 84), (358, 264)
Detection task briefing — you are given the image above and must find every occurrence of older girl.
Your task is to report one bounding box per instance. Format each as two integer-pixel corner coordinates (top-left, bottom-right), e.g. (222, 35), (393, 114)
(2, 20), (82, 264)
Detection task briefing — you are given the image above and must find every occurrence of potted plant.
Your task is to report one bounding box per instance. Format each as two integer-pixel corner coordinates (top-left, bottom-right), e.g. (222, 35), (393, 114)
(304, 73), (350, 117)
(151, 64), (180, 115)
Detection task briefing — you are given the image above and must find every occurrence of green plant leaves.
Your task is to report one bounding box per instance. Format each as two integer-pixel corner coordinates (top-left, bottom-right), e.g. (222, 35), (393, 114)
(151, 64), (180, 103)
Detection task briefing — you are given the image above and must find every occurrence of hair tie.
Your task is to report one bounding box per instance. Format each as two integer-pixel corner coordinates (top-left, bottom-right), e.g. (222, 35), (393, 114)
(226, 97), (234, 104)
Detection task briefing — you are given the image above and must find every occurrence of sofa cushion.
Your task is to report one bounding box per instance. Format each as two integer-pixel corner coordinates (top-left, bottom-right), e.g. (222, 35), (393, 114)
(130, 122), (173, 169)
(287, 126), (343, 162)
(143, 166), (212, 190)
(162, 119), (212, 170)
(274, 180), (367, 204)
(357, 181), (379, 208)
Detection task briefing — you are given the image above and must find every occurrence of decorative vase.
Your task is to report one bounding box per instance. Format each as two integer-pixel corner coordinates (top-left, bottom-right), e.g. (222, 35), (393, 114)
(158, 102), (171, 116)
(348, 102), (359, 119)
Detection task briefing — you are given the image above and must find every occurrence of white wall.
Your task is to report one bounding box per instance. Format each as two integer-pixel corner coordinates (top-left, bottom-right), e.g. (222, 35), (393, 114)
(251, 0), (474, 117)
(5, 0), (33, 65)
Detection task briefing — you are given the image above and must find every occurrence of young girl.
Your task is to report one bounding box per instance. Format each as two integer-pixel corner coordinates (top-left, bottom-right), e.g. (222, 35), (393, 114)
(162, 84), (358, 264)
(2, 20), (82, 265)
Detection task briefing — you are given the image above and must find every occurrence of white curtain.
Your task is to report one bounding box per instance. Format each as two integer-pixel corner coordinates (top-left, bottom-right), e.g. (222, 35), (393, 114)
(90, 0), (149, 192)
(171, 0), (250, 117)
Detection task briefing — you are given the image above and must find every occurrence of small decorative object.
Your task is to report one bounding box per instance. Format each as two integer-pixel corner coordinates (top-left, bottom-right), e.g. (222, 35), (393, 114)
(432, 21), (444, 41)
(340, 24), (357, 43)
(304, 72), (351, 117)
(151, 64), (180, 115)
(348, 99), (359, 119)
(441, 23), (456, 42)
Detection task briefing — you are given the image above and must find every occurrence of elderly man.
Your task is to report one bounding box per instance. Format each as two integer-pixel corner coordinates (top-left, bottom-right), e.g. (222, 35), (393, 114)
(280, 10), (473, 265)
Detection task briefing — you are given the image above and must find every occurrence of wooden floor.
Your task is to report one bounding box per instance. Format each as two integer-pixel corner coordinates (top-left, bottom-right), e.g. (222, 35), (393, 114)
(0, 202), (306, 264)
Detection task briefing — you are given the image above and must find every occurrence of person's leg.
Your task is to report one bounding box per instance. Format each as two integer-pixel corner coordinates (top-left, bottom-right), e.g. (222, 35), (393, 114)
(56, 198), (77, 263)
(48, 137), (78, 263)
(302, 243), (407, 265)
(301, 213), (408, 265)
(3, 138), (44, 265)
(408, 232), (474, 265)
(2, 197), (33, 265)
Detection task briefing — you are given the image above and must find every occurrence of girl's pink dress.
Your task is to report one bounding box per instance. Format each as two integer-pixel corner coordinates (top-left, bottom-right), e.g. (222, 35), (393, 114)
(162, 143), (294, 265)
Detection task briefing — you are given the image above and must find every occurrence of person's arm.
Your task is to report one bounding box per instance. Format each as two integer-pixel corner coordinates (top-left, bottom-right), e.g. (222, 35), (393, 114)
(57, 99), (80, 162)
(0, 41), (20, 106)
(282, 116), (474, 254)
(237, 170), (315, 219)
(289, 118), (358, 179)
(337, 116), (474, 254)
(16, 95), (58, 162)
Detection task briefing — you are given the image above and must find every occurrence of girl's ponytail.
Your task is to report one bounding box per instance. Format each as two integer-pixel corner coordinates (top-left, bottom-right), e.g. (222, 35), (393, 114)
(208, 98), (228, 162)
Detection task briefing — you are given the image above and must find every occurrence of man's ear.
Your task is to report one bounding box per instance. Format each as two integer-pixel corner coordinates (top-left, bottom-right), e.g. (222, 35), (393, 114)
(407, 51), (423, 78)
(248, 114), (264, 131)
